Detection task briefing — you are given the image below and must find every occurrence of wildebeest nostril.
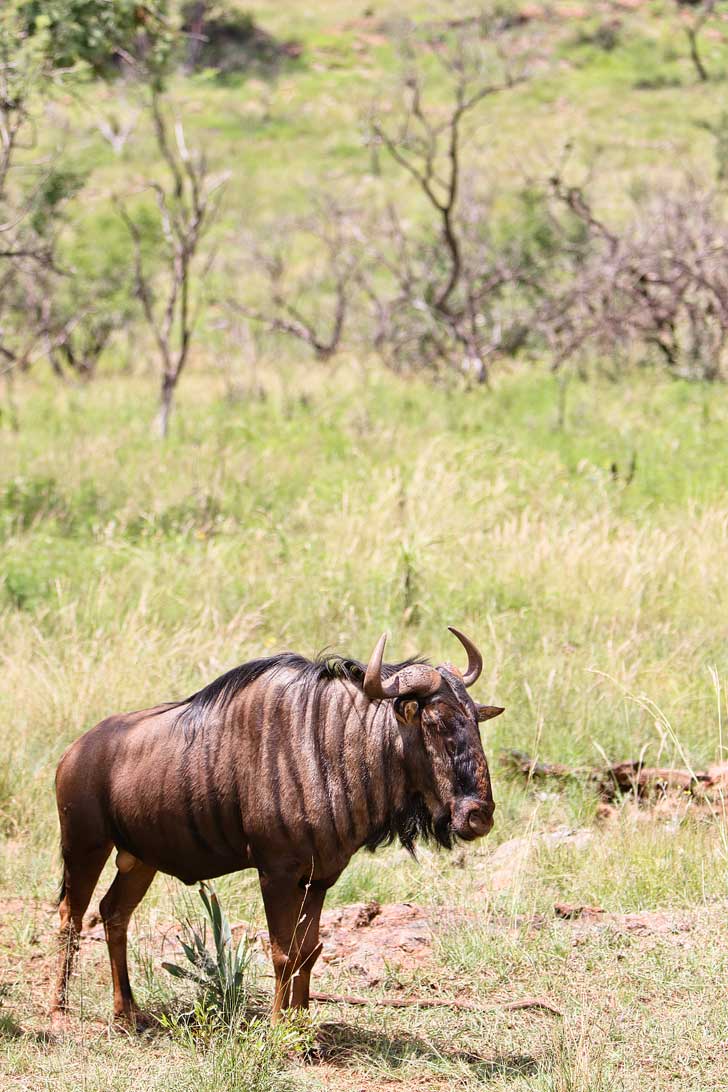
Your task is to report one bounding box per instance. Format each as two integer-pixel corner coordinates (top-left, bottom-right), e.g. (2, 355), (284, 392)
(463, 800), (494, 837)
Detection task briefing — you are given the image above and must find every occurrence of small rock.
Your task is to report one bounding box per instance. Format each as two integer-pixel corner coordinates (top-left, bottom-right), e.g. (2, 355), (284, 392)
(554, 902), (605, 920)
(541, 827), (594, 851)
(487, 835), (533, 892)
(316, 902), (434, 978)
(478, 828), (594, 892)
(596, 802), (618, 822)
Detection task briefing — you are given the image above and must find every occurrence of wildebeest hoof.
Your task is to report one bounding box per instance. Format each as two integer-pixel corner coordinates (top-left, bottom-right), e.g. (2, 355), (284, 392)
(113, 1008), (155, 1033)
(49, 1010), (71, 1034)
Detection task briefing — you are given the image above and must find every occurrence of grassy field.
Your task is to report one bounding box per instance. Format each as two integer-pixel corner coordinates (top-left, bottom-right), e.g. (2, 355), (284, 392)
(3, 1), (728, 1089)
(3, 368), (728, 1090)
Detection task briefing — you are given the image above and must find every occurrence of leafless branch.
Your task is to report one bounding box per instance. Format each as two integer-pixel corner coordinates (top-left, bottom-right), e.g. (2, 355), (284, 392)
(539, 175), (728, 381)
(362, 28), (533, 383)
(230, 197), (361, 362)
(679, 0), (719, 82)
(116, 94), (227, 435)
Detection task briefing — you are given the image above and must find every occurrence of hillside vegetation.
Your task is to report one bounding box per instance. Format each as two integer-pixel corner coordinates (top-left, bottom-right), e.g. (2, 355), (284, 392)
(2, 3), (728, 1090)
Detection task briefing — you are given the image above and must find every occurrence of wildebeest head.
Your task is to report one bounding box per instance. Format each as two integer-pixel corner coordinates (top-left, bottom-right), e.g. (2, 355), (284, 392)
(363, 628), (503, 845)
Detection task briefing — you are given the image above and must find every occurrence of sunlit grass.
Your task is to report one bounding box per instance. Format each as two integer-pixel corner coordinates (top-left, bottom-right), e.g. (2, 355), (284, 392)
(4, 1), (728, 1087)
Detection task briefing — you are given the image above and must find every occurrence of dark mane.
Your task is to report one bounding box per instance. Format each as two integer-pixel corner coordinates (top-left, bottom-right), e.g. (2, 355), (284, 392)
(175, 649), (427, 737)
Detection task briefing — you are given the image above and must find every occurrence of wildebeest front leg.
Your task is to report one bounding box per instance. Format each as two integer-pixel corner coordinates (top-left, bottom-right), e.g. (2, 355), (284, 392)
(259, 872), (330, 1021)
(98, 860), (156, 1026)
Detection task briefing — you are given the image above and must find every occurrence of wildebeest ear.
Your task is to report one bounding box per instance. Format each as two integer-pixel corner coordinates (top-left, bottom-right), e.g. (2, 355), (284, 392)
(477, 705), (504, 722)
(395, 699), (420, 726)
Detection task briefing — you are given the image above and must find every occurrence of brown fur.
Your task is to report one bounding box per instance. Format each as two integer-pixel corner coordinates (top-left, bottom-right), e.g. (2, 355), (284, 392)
(51, 645), (501, 1025)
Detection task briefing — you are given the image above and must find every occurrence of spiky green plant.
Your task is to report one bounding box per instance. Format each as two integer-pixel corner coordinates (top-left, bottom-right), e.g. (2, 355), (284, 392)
(162, 882), (253, 1026)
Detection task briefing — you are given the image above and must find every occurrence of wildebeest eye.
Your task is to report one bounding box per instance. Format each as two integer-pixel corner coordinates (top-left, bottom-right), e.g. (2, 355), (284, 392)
(434, 707), (460, 738)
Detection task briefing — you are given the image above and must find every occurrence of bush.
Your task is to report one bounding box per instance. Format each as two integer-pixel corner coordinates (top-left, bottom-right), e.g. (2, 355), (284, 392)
(2, 558), (52, 610)
(541, 178), (728, 381)
(18, 0), (172, 78)
(0, 476), (106, 539)
(162, 882), (255, 1027)
(180, 3), (298, 74)
(572, 20), (622, 53)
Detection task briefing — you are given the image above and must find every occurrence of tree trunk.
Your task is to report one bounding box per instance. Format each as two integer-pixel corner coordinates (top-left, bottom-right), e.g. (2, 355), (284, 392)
(156, 375), (175, 438)
(184, 2), (208, 73)
(687, 27), (709, 81)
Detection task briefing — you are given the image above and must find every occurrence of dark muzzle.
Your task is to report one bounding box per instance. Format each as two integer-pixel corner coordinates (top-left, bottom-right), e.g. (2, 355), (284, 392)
(451, 797), (494, 840)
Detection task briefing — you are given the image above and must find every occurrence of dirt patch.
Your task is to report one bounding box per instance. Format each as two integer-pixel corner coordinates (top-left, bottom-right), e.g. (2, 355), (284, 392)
(2, 891), (722, 1032)
(240, 900), (436, 987)
(553, 902), (698, 935)
(318, 901), (433, 983)
(0, 897), (439, 1006)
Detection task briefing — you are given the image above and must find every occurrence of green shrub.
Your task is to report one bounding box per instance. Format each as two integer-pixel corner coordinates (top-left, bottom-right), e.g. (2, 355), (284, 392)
(180, 3), (297, 74)
(0, 476), (107, 539)
(162, 882), (254, 1027)
(2, 557), (52, 610)
(0, 476), (64, 532)
(18, 0), (172, 78)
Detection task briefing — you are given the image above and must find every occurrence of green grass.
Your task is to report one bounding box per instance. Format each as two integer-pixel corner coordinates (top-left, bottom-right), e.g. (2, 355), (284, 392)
(3, 368), (728, 1087)
(4, 1), (728, 1088)
(3, 366), (728, 869)
(3, 372), (728, 947)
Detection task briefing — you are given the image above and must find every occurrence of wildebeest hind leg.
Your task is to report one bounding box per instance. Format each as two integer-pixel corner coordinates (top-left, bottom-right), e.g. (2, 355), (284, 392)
(98, 860), (156, 1027)
(52, 842), (113, 1024)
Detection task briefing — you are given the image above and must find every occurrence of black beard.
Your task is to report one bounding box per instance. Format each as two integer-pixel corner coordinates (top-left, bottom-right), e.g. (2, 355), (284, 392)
(365, 793), (455, 855)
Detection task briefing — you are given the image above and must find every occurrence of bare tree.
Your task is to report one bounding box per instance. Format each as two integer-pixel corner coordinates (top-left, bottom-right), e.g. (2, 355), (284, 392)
(95, 103), (139, 157)
(229, 20), (536, 382)
(677, 0), (721, 82)
(363, 25), (533, 383)
(228, 196), (361, 362)
(116, 92), (227, 436)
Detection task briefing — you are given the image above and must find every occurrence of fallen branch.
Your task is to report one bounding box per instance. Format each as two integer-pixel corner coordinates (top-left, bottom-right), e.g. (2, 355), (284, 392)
(501, 750), (582, 781)
(310, 991), (563, 1016)
(502, 750), (728, 802)
(605, 761), (707, 797)
(554, 902), (605, 921)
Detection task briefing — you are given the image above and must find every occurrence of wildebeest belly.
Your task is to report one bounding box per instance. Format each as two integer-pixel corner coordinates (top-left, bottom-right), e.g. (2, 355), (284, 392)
(108, 801), (255, 884)
(140, 843), (253, 885)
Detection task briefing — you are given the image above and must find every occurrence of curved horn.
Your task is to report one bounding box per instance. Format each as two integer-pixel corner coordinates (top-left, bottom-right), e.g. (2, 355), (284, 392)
(364, 632), (390, 699)
(363, 633), (442, 700)
(447, 626), (483, 688)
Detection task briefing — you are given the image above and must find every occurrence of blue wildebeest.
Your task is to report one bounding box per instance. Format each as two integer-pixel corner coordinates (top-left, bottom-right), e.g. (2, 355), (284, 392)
(52, 627), (503, 1025)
